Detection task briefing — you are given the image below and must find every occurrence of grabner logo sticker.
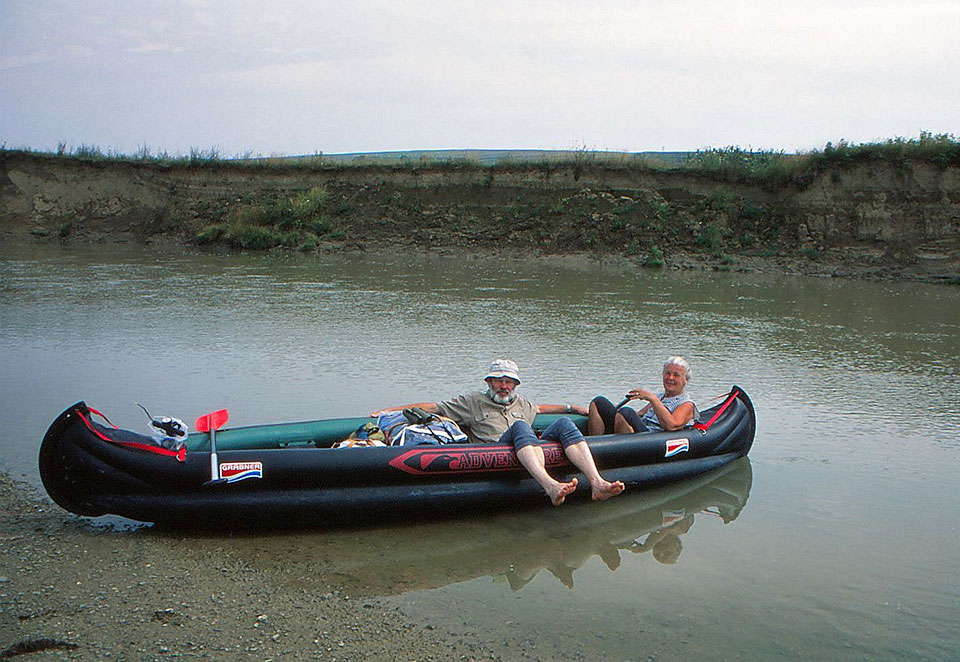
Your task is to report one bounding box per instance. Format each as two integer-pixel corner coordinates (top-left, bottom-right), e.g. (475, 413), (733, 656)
(219, 461), (263, 483)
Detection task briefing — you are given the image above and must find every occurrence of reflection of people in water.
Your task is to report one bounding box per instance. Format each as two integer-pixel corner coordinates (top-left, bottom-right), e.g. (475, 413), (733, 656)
(507, 513), (697, 589)
(627, 515), (695, 564)
(506, 541), (621, 591)
(500, 460), (751, 589)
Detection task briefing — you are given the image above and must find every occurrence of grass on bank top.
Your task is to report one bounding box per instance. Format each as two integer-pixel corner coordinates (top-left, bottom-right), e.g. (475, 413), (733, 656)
(3, 133), (959, 188)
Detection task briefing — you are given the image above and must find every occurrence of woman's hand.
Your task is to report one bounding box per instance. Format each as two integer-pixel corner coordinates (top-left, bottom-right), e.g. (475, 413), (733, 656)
(626, 388), (657, 403)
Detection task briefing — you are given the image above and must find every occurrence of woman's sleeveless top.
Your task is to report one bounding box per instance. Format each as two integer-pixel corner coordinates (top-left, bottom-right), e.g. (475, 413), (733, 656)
(640, 392), (697, 431)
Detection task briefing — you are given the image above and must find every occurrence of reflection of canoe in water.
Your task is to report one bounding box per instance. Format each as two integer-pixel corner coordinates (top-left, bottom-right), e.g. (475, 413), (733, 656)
(39, 386), (755, 527)
(186, 458), (753, 597)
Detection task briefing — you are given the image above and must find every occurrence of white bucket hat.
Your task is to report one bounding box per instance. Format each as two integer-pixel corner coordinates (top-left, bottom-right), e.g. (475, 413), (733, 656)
(484, 359), (521, 384)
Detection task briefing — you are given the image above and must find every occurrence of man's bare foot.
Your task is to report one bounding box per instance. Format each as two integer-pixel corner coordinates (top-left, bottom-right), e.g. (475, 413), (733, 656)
(547, 477), (579, 506)
(591, 479), (625, 501)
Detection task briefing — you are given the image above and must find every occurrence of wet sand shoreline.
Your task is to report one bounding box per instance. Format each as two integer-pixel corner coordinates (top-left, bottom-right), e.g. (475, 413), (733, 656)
(0, 473), (499, 661)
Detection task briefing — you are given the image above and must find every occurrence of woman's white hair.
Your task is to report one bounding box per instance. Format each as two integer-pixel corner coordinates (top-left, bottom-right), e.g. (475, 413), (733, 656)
(663, 356), (692, 382)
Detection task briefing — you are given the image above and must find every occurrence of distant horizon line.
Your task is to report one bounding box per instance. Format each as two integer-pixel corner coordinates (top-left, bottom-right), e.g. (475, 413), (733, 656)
(270, 148), (701, 165)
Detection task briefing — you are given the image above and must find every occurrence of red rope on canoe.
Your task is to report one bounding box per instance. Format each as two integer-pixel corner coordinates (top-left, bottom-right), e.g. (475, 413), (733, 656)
(87, 407), (117, 429)
(693, 389), (740, 432)
(76, 408), (186, 462)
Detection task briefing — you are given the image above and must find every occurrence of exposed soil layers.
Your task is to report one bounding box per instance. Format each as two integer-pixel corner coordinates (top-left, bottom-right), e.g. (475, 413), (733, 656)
(2, 151), (958, 282)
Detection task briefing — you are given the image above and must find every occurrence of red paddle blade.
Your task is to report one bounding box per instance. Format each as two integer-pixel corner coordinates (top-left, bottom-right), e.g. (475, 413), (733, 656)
(195, 409), (229, 433)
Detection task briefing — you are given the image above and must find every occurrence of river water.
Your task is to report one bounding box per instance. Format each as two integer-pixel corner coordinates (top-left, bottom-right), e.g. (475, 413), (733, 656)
(1, 243), (958, 661)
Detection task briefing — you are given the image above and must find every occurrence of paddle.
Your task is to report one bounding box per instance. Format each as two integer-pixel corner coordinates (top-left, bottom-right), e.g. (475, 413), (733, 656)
(196, 409), (229, 485)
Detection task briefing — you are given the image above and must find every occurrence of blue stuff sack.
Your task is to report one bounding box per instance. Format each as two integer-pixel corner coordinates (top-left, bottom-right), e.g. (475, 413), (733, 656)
(376, 411), (467, 446)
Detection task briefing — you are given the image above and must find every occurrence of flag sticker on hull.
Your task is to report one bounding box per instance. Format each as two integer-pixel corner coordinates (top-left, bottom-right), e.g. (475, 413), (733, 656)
(665, 439), (689, 458)
(219, 461), (263, 483)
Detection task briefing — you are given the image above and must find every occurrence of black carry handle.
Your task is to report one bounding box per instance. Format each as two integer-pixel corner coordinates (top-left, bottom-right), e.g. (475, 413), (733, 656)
(402, 407), (449, 444)
(403, 407), (437, 426)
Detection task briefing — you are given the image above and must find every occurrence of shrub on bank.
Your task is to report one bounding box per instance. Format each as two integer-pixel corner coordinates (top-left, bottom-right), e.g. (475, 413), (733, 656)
(677, 133), (959, 188)
(643, 245), (664, 268)
(681, 147), (801, 188)
(813, 132), (960, 169)
(196, 186), (339, 251)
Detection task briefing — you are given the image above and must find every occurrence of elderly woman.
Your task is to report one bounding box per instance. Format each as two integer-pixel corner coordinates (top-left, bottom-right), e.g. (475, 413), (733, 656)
(588, 356), (697, 435)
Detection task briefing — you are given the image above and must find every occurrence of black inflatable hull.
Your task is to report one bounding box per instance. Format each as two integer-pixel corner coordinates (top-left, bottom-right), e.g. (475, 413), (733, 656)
(39, 387), (756, 527)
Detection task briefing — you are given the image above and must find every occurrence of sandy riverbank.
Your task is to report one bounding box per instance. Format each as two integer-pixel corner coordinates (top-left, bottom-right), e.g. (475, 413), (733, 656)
(0, 474), (499, 661)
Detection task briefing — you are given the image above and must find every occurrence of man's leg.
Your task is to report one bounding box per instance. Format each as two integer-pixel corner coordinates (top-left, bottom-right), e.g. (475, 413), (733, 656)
(502, 421), (578, 506)
(541, 419), (625, 502)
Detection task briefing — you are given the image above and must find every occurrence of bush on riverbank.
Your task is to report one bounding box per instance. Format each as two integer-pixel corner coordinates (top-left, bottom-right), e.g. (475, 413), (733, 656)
(812, 132), (960, 169)
(196, 186), (342, 251)
(676, 133), (960, 189)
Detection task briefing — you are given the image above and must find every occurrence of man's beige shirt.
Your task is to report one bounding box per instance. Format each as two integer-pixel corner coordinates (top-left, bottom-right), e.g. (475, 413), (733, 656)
(436, 391), (537, 443)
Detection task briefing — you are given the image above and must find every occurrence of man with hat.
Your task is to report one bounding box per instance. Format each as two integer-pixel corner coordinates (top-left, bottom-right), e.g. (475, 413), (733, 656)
(375, 359), (624, 506)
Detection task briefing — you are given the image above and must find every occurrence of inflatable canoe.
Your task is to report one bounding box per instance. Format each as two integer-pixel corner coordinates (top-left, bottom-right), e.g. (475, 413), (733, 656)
(38, 386), (756, 527)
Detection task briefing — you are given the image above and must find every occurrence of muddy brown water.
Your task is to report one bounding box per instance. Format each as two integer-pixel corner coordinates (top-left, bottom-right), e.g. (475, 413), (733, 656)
(2, 243), (958, 661)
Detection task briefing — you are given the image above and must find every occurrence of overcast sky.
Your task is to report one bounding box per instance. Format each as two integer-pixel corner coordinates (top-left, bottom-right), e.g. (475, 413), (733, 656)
(2, 0), (958, 157)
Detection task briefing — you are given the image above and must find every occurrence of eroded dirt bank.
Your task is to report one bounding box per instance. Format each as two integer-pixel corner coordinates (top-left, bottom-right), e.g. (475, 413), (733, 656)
(1, 151), (958, 283)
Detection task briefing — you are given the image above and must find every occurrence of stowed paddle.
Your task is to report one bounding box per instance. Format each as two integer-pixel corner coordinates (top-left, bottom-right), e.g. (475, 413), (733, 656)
(195, 409), (229, 486)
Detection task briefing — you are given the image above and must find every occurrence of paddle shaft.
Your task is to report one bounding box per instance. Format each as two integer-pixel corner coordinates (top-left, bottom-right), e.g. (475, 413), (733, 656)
(208, 426), (218, 481)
